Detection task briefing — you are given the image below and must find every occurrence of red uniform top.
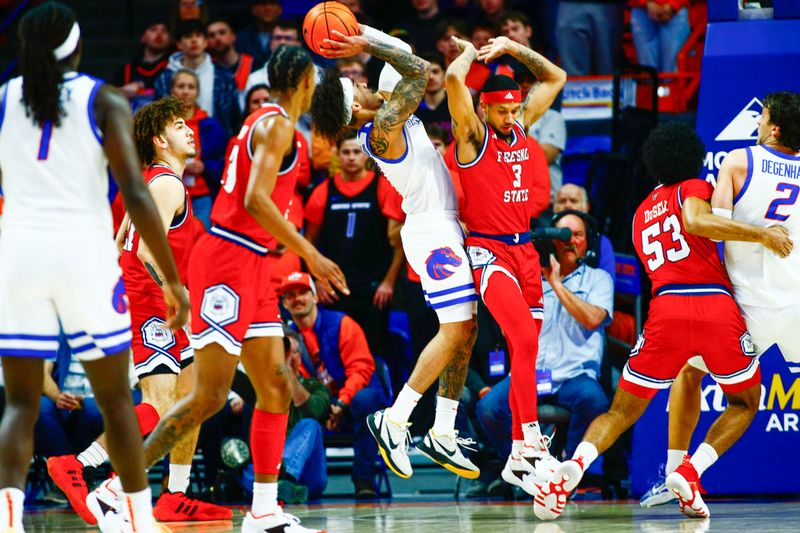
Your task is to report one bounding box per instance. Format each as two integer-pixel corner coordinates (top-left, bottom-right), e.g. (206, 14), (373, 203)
(212, 103), (299, 254)
(633, 179), (732, 295)
(457, 121), (535, 234)
(120, 164), (194, 290)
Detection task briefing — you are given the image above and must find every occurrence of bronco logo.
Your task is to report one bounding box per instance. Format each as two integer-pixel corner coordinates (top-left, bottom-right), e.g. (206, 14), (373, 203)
(425, 247), (462, 280)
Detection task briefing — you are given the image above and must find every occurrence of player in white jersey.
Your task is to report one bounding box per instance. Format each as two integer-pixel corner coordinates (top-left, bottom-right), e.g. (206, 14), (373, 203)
(0, 3), (188, 532)
(310, 26), (480, 480)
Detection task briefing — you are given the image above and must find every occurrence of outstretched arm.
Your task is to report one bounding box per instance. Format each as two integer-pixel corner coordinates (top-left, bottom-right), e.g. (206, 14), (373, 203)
(478, 37), (566, 129)
(445, 37), (485, 164)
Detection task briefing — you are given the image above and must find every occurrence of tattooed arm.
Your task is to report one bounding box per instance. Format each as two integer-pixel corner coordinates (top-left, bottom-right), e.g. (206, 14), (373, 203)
(445, 37), (485, 165)
(477, 36), (566, 130)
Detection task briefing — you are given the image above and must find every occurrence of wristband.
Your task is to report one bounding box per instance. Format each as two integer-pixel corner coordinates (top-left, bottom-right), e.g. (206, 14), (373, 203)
(712, 207), (733, 219)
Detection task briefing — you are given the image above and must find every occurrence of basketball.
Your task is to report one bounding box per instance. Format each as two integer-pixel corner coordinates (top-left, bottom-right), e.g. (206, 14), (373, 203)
(302, 1), (359, 56)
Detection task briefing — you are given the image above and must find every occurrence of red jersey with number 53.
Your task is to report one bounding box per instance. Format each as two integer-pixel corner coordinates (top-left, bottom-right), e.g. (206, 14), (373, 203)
(457, 121), (533, 234)
(211, 103), (298, 253)
(120, 164), (194, 290)
(633, 179), (732, 295)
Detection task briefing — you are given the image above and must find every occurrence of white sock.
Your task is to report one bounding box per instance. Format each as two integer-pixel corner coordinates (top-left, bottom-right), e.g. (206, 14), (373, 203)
(77, 441), (109, 468)
(511, 440), (524, 458)
(0, 488), (25, 529)
(123, 487), (155, 532)
(666, 449), (687, 474)
(573, 442), (599, 471)
(168, 464), (192, 494)
(690, 443), (718, 477)
(388, 384), (422, 425)
(522, 421), (542, 448)
(251, 482), (278, 517)
(431, 396), (459, 436)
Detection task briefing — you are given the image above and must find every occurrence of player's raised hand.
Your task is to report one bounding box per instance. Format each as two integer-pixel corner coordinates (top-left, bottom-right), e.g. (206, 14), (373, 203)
(307, 250), (350, 297)
(320, 30), (369, 58)
(762, 225), (793, 257)
(477, 36), (514, 64)
(163, 281), (190, 330)
(451, 35), (475, 55)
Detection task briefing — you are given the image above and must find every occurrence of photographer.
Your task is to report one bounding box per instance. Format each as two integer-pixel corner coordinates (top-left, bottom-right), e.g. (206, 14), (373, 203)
(477, 211), (613, 468)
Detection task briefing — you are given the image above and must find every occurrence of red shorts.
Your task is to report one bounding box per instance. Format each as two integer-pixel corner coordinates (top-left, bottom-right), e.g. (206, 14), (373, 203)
(620, 287), (761, 399)
(129, 290), (191, 378)
(188, 233), (283, 356)
(465, 237), (544, 319)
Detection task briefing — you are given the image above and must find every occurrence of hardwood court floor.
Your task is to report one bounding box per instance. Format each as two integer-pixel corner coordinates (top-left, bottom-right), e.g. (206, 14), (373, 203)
(22, 498), (800, 532)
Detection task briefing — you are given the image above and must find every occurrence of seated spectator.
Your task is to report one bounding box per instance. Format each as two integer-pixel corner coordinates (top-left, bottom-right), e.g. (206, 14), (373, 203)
(155, 19), (240, 137)
(470, 21), (494, 50)
(436, 19), (512, 93)
(557, 0), (626, 76)
(243, 19), (306, 94)
(497, 11), (536, 73)
(171, 69), (228, 228)
(416, 52), (451, 133)
(304, 130), (405, 356)
(279, 328), (332, 502)
(337, 58), (368, 86)
(554, 184), (616, 282)
(476, 211), (613, 478)
(526, 102), (567, 204)
(281, 272), (388, 498)
(474, 0), (509, 27)
(115, 19), (172, 102)
(206, 18), (257, 100)
(236, 0), (283, 69)
(400, 0), (445, 54)
(629, 0), (691, 72)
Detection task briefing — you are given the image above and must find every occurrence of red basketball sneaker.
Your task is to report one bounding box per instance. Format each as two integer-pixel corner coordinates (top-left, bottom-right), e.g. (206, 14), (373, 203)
(153, 491), (232, 522)
(533, 457), (584, 521)
(46, 455), (96, 525)
(665, 456), (710, 518)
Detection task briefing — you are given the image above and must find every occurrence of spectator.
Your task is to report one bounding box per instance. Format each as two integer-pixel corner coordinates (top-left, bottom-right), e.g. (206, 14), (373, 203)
(304, 130), (405, 356)
(526, 103), (567, 203)
(553, 184), (616, 282)
(171, 69), (228, 228)
(337, 58), (369, 86)
(470, 21), (495, 50)
(435, 18), (501, 94)
(477, 211), (613, 467)
(499, 11), (533, 49)
(475, 0), (510, 26)
(338, 0), (375, 25)
(629, 0), (691, 72)
(415, 52), (451, 132)
(242, 19), (305, 95)
(155, 19), (240, 137)
(116, 19), (172, 102)
(281, 273), (388, 499)
(171, 0), (209, 27)
(426, 123), (449, 157)
(401, 0), (446, 54)
(244, 83), (270, 111)
(557, 0), (626, 75)
(236, 0), (283, 69)
(206, 18), (256, 97)
(280, 328), (332, 502)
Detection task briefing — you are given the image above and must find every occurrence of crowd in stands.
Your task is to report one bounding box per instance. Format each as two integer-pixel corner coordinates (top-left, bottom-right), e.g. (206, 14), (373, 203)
(22, 0), (698, 504)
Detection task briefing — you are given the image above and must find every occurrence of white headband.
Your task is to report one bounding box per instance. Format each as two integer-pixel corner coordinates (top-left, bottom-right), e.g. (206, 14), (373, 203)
(378, 64), (402, 94)
(53, 22), (80, 61)
(340, 77), (354, 125)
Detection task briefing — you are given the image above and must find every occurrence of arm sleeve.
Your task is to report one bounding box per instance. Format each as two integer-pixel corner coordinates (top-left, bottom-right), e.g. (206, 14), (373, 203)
(304, 181), (329, 227)
(378, 177), (406, 221)
(336, 316), (376, 405)
(586, 268), (615, 326)
(296, 377), (332, 424)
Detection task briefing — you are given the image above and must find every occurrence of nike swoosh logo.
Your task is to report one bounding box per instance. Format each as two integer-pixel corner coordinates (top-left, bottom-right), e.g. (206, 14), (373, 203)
(435, 440), (457, 458)
(524, 456), (541, 470)
(511, 469), (528, 482)
(383, 417), (399, 449)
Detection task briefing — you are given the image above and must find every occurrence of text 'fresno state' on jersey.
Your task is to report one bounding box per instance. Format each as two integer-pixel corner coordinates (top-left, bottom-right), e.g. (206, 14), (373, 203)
(456, 120), (533, 234)
(210, 103), (298, 255)
(633, 179), (732, 294)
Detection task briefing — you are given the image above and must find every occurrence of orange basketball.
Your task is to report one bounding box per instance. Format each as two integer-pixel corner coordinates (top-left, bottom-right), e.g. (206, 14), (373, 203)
(303, 1), (359, 56)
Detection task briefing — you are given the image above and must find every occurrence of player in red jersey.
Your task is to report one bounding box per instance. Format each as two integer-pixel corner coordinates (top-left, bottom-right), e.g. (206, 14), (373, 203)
(46, 97), (230, 525)
(535, 123), (792, 521)
(445, 35), (567, 493)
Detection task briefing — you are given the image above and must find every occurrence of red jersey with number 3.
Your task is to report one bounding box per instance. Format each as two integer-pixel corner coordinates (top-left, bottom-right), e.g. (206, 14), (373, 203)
(211, 103), (298, 252)
(457, 121), (534, 234)
(633, 179), (732, 295)
(120, 164), (194, 290)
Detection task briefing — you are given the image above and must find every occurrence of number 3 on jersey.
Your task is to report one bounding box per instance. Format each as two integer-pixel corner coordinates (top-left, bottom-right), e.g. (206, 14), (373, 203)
(641, 214), (690, 271)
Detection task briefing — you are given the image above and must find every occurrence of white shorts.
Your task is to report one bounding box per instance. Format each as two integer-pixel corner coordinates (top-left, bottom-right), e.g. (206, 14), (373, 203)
(402, 212), (478, 323)
(740, 302), (800, 373)
(0, 228), (132, 361)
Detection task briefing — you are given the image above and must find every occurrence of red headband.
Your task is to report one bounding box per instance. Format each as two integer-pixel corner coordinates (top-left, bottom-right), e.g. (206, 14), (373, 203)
(480, 89), (522, 104)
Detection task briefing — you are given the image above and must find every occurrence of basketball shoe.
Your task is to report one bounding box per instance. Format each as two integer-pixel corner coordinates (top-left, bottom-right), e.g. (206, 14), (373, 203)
(46, 454), (95, 524)
(416, 430), (480, 479)
(0, 488), (24, 533)
(367, 409), (412, 478)
(153, 491), (232, 521)
(640, 463), (678, 508)
(665, 457), (710, 518)
(241, 509), (324, 532)
(533, 458), (585, 521)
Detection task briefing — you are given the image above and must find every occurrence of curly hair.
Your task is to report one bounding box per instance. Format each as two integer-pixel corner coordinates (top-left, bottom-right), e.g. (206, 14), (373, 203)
(132, 96), (185, 166)
(764, 92), (800, 152)
(642, 122), (706, 186)
(310, 68), (350, 144)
